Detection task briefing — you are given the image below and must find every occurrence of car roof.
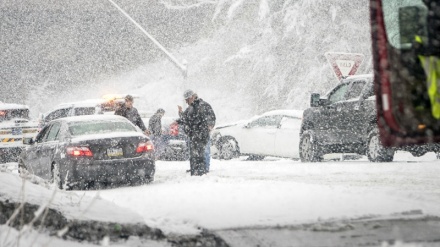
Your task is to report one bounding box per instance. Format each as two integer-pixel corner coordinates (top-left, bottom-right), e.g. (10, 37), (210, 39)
(57, 114), (129, 123)
(341, 74), (373, 83)
(0, 102), (29, 110)
(56, 99), (107, 108)
(261, 109), (303, 118)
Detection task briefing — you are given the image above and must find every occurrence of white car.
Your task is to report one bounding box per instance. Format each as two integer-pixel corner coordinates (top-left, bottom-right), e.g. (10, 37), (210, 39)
(211, 110), (303, 160)
(40, 94), (141, 127)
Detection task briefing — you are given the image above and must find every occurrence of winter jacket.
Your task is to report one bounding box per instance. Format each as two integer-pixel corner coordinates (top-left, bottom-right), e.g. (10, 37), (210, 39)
(177, 98), (216, 141)
(115, 106), (147, 131)
(148, 113), (162, 136)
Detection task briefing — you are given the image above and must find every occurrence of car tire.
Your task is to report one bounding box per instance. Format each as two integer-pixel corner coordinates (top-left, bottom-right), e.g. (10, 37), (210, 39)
(299, 132), (322, 162)
(410, 150), (427, 157)
(366, 129), (394, 162)
(219, 137), (239, 160)
(145, 168), (155, 184)
(246, 155), (265, 161)
(51, 163), (62, 189)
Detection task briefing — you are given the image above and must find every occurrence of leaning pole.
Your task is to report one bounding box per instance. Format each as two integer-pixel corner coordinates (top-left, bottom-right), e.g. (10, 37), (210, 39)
(106, 0), (188, 79)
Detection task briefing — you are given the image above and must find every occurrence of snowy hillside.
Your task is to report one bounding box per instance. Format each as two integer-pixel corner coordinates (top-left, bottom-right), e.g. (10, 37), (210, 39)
(90, 0), (372, 123)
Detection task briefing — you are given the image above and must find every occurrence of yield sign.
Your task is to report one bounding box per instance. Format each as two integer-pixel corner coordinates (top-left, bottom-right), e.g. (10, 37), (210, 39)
(325, 52), (365, 80)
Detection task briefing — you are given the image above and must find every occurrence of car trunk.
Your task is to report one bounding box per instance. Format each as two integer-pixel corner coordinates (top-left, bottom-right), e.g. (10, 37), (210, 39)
(74, 136), (146, 160)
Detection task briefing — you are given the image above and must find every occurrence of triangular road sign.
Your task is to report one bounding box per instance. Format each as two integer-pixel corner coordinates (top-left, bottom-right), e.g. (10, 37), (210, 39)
(325, 52), (365, 80)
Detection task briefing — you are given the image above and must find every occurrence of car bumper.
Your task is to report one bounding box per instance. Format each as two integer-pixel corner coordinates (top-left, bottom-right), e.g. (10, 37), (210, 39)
(62, 156), (155, 188)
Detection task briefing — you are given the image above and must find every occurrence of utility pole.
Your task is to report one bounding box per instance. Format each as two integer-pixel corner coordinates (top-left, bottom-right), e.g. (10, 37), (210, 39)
(106, 0), (188, 79)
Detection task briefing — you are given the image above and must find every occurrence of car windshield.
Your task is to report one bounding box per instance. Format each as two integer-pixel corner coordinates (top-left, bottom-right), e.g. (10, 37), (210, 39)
(68, 120), (137, 136)
(0, 109), (30, 122)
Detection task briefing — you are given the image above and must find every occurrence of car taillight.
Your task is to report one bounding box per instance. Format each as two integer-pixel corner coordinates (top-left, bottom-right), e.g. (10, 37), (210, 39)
(169, 123), (179, 136)
(136, 141), (154, 153)
(66, 147), (93, 157)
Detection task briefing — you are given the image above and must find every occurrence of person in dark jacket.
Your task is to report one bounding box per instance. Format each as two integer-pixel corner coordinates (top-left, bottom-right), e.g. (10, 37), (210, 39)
(176, 89), (216, 176)
(115, 95), (149, 135)
(149, 108), (165, 159)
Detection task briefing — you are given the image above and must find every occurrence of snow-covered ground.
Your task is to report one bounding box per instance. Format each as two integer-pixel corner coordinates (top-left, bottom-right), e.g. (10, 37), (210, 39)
(93, 152), (440, 234)
(1, 152), (440, 246)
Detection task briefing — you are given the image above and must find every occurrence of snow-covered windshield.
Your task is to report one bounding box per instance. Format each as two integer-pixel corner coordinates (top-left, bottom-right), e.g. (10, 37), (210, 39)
(68, 120), (136, 136)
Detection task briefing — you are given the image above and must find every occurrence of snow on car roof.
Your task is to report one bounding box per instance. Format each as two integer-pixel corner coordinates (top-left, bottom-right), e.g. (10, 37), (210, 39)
(59, 114), (128, 123)
(261, 109), (303, 118)
(0, 102), (29, 110)
(216, 109), (303, 128)
(55, 99), (107, 109)
(343, 74), (373, 81)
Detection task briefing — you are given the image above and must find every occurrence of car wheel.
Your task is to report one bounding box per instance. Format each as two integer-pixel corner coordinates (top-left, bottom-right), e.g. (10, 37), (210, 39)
(299, 132), (321, 162)
(51, 163), (62, 189)
(145, 168), (155, 184)
(246, 155), (265, 161)
(366, 129), (394, 162)
(410, 150), (427, 157)
(219, 138), (239, 160)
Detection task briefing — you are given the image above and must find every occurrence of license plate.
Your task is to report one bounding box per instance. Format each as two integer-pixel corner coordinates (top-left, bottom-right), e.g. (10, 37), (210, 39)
(11, 128), (22, 135)
(107, 148), (123, 157)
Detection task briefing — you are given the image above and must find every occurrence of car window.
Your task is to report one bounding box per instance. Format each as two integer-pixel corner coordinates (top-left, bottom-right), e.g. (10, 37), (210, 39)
(35, 125), (51, 143)
(45, 122), (61, 142)
(279, 117), (301, 129)
(68, 120), (137, 136)
(45, 108), (71, 122)
(345, 81), (366, 100)
(249, 115), (283, 128)
(74, 107), (96, 116)
(328, 83), (350, 104)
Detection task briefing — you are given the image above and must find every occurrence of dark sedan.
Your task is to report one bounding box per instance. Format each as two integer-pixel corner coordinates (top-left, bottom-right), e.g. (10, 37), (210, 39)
(19, 115), (155, 190)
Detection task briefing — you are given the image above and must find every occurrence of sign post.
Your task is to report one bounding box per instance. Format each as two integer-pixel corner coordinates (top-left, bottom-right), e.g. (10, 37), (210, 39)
(325, 52), (365, 80)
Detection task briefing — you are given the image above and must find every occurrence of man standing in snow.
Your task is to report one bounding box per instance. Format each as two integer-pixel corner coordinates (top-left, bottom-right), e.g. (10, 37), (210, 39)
(149, 108), (165, 159)
(115, 95), (149, 135)
(176, 90), (216, 176)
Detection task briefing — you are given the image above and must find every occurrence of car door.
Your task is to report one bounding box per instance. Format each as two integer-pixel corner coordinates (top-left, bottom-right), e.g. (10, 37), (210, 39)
(349, 81), (376, 143)
(336, 80), (369, 146)
(39, 122), (62, 180)
(25, 125), (50, 176)
(275, 116), (302, 158)
(243, 115), (282, 156)
(318, 82), (350, 145)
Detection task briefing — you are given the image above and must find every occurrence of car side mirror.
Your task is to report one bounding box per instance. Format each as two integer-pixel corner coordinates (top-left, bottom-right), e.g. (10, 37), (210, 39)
(310, 93), (321, 107)
(23, 138), (34, 145)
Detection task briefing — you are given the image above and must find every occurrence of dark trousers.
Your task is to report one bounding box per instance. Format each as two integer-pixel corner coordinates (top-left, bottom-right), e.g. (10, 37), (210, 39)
(189, 136), (208, 176)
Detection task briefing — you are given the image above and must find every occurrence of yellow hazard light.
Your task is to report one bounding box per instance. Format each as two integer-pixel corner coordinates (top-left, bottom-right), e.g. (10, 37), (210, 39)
(418, 124), (426, 130)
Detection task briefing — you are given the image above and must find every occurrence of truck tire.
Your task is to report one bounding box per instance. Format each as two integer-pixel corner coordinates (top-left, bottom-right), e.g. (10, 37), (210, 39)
(219, 137), (239, 160)
(299, 132), (322, 162)
(366, 129), (394, 162)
